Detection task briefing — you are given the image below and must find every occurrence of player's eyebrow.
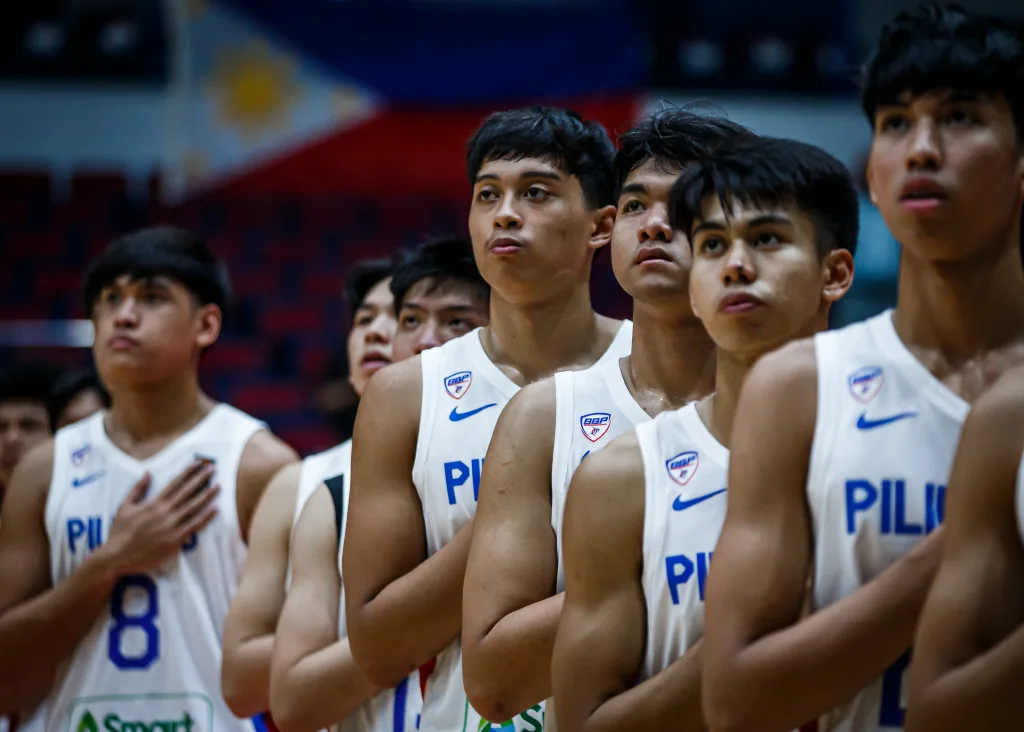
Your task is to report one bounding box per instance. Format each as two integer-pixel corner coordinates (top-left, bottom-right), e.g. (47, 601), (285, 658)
(474, 170), (563, 184)
(619, 182), (647, 197)
(692, 220), (727, 235)
(746, 214), (792, 228)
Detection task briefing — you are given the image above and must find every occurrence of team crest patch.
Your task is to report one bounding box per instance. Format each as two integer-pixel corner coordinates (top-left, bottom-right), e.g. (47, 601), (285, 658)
(71, 444), (92, 467)
(580, 412), (612, 442)
(666, 450), (699, 486)
(444, 371), (472, 399)
(848, 365), (884, 403)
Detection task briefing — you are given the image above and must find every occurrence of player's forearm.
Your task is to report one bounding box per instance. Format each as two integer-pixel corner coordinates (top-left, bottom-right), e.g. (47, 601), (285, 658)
(583, 639), (704, 732)
(906, 622), (1024, 732)
(707, 546), (939, 732)
(271, 638), (381, 732)
(0, 551), (116, 684)
(466, 593), (564, 722)
(222, 634), (274, 717)
(351, 524), (472, 686)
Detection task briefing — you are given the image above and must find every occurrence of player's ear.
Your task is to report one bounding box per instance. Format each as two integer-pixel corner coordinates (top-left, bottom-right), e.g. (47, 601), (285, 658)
(588, 204), (617, 252)
(821, 248), (855, 304)
(194, 304), (222, 350)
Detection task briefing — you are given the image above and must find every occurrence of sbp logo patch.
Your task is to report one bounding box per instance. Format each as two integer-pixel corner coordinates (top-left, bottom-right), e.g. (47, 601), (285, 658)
(848, 365), (884, 404)
(580, 412), (611, 442)
(444, 371), (472, 399)
(71, 444), (92, 467)
(666, 450), (699, 486)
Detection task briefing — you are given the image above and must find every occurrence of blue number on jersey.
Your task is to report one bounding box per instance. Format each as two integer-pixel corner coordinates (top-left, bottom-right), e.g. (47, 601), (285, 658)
(108, 574), (160, 669)
(879, 649), (912, 727)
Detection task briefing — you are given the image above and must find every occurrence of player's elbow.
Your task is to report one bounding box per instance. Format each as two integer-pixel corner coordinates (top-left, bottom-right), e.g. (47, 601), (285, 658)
(464, 673), (516, 726)
(702, 673), (758, 732)
(220, 657), (264, 718)
(269, 686), (317, 732)
(904, 681), (962, 732)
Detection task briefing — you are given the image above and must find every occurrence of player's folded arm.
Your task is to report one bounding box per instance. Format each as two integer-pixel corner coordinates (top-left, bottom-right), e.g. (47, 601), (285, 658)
(906, 378), (1024, 732)
(552, 436), (647, 732)
(463, 379), (561, 721)
(221, 461), (300, 717)
(271, 484), (379, 732)
(344, 357), (462, 687)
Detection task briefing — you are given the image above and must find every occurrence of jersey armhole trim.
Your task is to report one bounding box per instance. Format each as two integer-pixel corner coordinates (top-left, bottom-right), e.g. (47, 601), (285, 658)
(227, 419), (268, 544)
(806, 335), (838, 551)
(411, 351), (435, 494)
(324, 474), (346, 542)
(550, 371), (575, 527)
(635, 420), (661, 585)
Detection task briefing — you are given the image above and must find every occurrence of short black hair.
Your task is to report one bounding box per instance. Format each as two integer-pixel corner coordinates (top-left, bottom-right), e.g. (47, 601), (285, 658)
(465, 106), (616, 208)
(671, 137), (860, 258)
(47, 368), (111, 430)
(614, 107), (755, 199)
(343, 258), (394, 315)
(0, 361), (65, 418)
(390, 236), (490, 313)
(861, 4), (1024, 141)
(84, 226), (232, 317)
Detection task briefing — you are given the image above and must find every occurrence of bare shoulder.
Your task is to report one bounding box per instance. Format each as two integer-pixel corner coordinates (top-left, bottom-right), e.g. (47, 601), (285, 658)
(741, 337), (818, 403)
(499, 377), (557, 427)
(253, 461), (303, 526)
(970, 362), (1024, 431)
(567, 431), (645, 533)
(239, 431), (300, 493)
(358, 355), (424, 429)
(3, 438), (55, 518)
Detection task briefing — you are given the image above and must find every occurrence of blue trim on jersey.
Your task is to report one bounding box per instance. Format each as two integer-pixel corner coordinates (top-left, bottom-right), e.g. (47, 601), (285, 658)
(393, 676), (410, 732)
(251, 715), (269, 732)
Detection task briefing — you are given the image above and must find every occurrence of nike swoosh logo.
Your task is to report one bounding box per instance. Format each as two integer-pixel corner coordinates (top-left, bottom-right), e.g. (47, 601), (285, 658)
(856, 411), (918, 430)
(449, 403), (498, 422)
(72, 472), (105, 489)
(673, 488), (726, 512)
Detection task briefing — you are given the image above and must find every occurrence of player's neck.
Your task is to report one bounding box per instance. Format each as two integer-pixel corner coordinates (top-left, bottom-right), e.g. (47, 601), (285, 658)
(481, 285), (612, 384)
(623, 300), (715, 415)
(894, 240), (1024, 363)
(697, 348), (762, 449)
(105, 373), (214, 450)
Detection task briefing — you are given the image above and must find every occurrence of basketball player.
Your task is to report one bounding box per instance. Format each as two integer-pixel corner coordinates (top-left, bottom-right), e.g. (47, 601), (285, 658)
(221, 256), (395, 717)
(462, 109), (752, 726)
(700, 6), (1024, 732)
(269, 237), (490, 732)
(0, 227), (298, 730)
(551, 136), (856, 731)
(0, 362), (64, 506)
(48, 369), (111, 431)
(904, 367), (1024, 731)
(343, 107), (632, 732)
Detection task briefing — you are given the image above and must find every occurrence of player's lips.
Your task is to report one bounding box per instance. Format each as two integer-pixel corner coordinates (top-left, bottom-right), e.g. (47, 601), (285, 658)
(718, 292), (764, 314)
(634, 246), (673, 265)
(109, 334), (140, 350)
(899, 177), (948, 210)
(360, 350), (391, 371)
(487, 236), (526, 256)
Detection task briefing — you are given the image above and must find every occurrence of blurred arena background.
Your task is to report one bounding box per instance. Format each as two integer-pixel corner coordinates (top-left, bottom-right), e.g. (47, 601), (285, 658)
(2, 0), (1022, 455)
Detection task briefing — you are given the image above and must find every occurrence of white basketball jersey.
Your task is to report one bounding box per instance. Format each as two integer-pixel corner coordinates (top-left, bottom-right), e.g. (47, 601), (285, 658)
(329, 459), (422, 732)
(808, 311), (968, 732)
(285, 441), (352, 590)
(40, 404), (266, 732)
(412, 323), (632, 732)
(637, 403), (728, 681)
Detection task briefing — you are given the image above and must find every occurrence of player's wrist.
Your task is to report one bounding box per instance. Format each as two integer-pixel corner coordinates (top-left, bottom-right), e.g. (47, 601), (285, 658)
(86, 543), (128, 589)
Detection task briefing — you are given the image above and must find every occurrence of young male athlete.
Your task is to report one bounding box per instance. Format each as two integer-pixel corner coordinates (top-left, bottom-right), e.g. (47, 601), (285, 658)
(0, 227), (298, 730)
(700, 6), (1024, 732)
(343, 107), (632, 732)
(904, 363), (1024, 731)
(461, 109), (751, 727)
(269, 237), (490, 732)
(0, 362), (64, 506)
(551, 136), (856, 731)
(221, 256), (395, 718)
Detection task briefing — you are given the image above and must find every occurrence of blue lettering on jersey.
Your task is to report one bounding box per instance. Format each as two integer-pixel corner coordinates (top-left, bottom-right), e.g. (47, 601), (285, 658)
(67, 515), (104, 554)
(666, 551), (713, 604)
(444, 458), (485, 505)
(845, 479), (946, 535)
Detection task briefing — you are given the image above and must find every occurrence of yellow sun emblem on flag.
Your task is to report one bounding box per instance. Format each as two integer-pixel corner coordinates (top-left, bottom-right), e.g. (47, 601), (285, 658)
(209, 40), (302, 141)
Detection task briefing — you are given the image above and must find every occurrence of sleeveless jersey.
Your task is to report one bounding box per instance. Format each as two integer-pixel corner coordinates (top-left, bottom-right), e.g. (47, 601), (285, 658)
(39, 404), (266, 732)
(286, 441), (352, 590)
(326, 472), (422, 732)
(550, 358), (650, 593)
(412, 322), (632, 732)
(807, 311), (969, 732)
(637, 403), (728, 681)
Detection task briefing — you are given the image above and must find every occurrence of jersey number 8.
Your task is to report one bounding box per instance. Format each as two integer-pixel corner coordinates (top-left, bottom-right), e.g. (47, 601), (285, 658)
(108, 575), (159, 670)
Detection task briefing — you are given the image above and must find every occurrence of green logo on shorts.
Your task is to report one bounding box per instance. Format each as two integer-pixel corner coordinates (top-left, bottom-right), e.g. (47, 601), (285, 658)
(76, 712), (99, 732)
(74, 709), (196, 732)
(476, 704), (544, 732)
